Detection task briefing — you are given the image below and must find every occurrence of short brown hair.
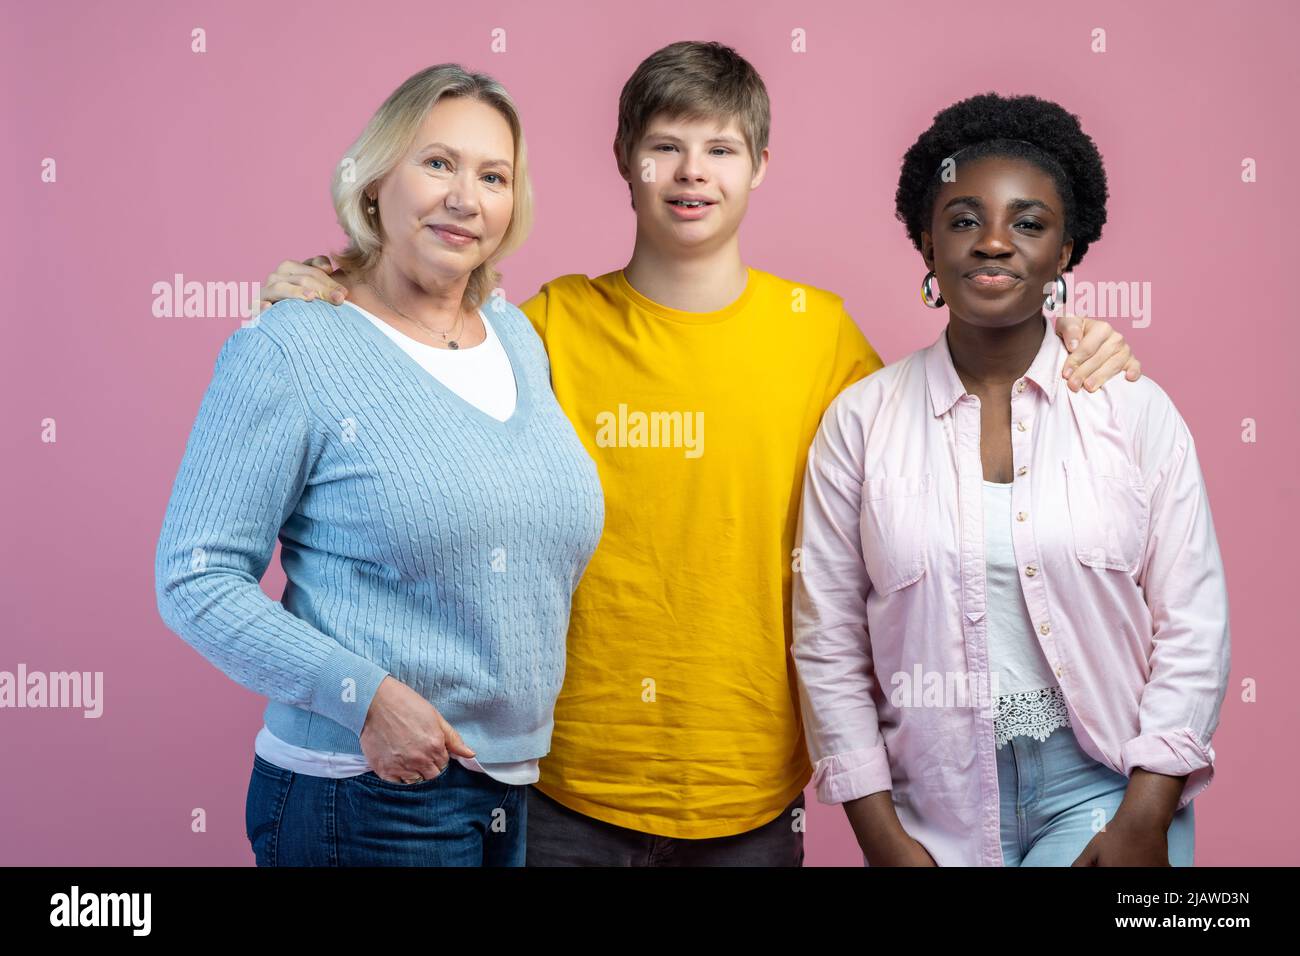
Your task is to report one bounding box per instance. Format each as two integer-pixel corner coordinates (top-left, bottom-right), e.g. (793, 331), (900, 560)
(614, 41), (770, 181)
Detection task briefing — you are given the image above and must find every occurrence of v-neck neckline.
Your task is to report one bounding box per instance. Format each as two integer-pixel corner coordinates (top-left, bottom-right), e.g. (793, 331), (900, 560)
(339, 300), (532, 434)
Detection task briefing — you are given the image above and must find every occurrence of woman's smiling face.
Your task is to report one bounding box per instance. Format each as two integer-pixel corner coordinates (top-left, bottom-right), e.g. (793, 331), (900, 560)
(370, 95), (516, 286)
(922, 154), (1074, 329)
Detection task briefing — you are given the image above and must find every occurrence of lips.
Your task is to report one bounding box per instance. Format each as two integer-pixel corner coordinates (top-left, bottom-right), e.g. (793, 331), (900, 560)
(426, 224), (478, 245)
(964, 266), (1021, 291)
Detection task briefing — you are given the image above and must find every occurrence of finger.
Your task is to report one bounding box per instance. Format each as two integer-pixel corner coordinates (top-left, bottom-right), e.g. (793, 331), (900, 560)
(292, 270), (347, 302)
(1053, 313), (1085, 354)
(411, 756), (446, 781)
(259, 278), (315, 306)
(1063, 329), (1123, 391)
(266, 260), (348, 301)
(303, 257), (348, 301)
(1124, 356), (1143, 381)
(263, 258), (322, 288)
(381, 763), (419, 785)
(442, 720), (476, 758)
(1072, 334), (1129, 391)
(1078, 348), (1131, 392)
(1059, 317), (1101, 379)
(274, 273), (340, 304)
(425, 729), (451, 770)
(1060, 318), (1110, 373)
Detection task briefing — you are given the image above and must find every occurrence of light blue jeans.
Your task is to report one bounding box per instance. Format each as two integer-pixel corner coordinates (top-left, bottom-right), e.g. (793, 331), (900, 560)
(997, 726), (1195, 866)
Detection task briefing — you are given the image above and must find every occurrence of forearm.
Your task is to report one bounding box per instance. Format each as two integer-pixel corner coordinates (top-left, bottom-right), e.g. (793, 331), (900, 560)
(844, 790), (910, 857)
(155, 561), (389, 734)
(1116, 768), (1185, 830)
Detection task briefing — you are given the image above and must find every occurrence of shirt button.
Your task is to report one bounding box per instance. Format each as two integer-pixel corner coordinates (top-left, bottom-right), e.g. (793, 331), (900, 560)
(1017, 465), (1028, 477)
(1024, 564), (1038, 577)
(1016, 511), (1027, 522)
(1017, 421), (1027, 432)
(1055, 667), (1063, 677)
(1016, 380), (1027, 393)
(1039, 622), (1052, 636)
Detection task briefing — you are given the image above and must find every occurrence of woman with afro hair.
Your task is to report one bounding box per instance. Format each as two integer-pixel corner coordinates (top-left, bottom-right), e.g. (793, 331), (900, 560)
(792, 93), (1229, 866)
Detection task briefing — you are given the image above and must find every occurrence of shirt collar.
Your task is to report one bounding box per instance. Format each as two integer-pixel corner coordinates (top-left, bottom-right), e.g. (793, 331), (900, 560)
(924, 315), (1064, 417)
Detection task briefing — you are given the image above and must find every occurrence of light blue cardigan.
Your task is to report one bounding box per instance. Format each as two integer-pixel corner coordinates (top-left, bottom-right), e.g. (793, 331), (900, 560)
(155, 298), (604, 761)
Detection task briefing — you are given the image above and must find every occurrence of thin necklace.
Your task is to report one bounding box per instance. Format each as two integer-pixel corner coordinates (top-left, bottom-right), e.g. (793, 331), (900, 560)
(365, 277), (465, 350)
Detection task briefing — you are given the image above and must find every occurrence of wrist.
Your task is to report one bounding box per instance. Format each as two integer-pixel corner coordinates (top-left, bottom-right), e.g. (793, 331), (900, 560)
(845, 792), (910, 857)
(1117, 768), (1183, 831)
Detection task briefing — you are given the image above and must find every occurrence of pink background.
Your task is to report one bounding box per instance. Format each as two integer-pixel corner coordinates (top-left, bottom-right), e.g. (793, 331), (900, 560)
(4, 0), (1296, 865)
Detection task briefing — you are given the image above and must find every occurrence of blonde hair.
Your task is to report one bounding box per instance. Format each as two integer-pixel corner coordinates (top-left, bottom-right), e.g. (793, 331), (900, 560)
(331, 64), (533, 312)
(614, 41), (770, 201)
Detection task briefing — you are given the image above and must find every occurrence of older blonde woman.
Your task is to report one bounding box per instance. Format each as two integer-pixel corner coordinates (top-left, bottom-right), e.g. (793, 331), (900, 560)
(155, 64), (604, 867)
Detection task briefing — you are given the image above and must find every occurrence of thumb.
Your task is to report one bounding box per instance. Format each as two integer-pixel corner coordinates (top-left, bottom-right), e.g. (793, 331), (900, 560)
(441, 719), (476, 758)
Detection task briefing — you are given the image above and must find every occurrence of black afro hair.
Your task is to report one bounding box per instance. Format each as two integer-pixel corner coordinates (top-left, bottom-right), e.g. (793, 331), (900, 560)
(895, 92), (1108, 270)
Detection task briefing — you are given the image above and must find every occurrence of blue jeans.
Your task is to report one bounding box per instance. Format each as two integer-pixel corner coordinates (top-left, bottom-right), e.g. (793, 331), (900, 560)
(244, 753), (527, 866)
(997, 727), (1195, 866)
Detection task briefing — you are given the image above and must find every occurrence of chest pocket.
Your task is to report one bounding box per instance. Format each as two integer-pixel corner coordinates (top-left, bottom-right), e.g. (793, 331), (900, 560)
(859, 474), (933, 593)
(1062, 459), (1149, 574)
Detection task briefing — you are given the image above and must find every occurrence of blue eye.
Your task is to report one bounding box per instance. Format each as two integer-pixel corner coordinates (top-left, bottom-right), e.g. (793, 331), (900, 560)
(484, 173), (506, 185)
(427, 158), (448, 170)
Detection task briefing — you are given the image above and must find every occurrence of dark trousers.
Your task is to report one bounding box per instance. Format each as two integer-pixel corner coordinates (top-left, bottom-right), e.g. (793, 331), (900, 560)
(524, 785), (805, 866)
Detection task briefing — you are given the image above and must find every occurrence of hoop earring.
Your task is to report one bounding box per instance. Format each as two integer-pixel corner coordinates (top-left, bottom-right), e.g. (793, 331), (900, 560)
(921, 270), (945, 309)
(1042, 274), (1068, 315)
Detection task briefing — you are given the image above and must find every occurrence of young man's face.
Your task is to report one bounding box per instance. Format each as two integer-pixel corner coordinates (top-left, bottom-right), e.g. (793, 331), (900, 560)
(620, 113), (768, 254)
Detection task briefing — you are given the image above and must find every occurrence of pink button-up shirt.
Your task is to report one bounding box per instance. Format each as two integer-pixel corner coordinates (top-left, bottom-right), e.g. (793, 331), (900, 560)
(791, 316), (1230, 866)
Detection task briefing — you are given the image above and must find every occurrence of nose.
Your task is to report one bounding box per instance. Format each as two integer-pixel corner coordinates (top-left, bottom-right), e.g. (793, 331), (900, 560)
(674, 147), (708, 184)
(972, 220), (1015, 258)
(444, 170), (481, 216)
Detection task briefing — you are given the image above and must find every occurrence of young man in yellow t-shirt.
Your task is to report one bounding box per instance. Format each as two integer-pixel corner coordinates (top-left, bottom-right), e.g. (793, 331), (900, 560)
(258, 42), (1141, 865)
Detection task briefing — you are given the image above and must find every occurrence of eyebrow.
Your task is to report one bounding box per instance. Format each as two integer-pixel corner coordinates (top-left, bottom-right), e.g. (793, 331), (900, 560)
(417, 141), (513, 172)
(941, 196), (1056, 215)
(645, 131), (747, 147)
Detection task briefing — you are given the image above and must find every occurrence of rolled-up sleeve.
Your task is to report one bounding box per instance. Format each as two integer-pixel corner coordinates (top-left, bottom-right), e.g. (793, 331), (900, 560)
(792, 395), (893, 805)
(1124, 394), (1231, 808)
(154, 326), (389, 737)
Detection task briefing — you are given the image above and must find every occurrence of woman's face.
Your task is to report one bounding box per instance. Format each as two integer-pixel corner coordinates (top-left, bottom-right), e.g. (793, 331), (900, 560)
(369, 96), (515, 289)
(921, 155), (1073, 329)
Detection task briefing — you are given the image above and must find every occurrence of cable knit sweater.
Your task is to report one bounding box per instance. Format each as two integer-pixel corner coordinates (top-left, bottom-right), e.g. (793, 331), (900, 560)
(154, 297), (604, 761)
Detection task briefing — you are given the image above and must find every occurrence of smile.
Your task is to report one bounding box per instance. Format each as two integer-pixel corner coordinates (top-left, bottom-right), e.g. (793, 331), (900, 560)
(426, 225), (477, 246)
(666, 199), (715, 220)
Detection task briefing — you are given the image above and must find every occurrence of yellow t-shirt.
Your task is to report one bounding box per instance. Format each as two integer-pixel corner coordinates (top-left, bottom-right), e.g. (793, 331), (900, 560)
(519, 268), (883, 838)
